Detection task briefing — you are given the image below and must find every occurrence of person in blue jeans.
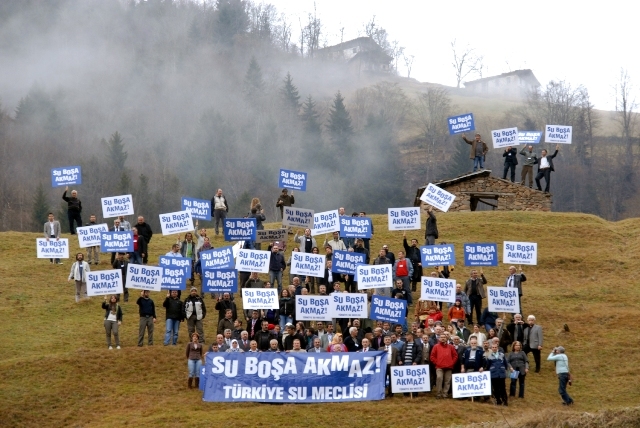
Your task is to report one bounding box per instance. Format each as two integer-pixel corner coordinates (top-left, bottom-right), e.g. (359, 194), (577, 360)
(462, 133), (488, 172)
(269, 244), (286, 295)
(163, 290), (184, 345)
(186, 333), (203, 389)
(547, 346), (574, 405)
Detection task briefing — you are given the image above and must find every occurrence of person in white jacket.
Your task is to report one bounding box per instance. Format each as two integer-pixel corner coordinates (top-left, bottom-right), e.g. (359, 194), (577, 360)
(68, 252), (91, 302)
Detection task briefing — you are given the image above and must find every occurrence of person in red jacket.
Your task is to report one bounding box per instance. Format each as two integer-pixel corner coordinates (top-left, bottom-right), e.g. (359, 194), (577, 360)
(430, 334), (458, 399)
(447, 298), (466, 323)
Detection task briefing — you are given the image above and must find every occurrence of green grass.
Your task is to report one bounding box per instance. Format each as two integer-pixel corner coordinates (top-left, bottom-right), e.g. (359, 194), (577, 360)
(1, 211), (640, 427)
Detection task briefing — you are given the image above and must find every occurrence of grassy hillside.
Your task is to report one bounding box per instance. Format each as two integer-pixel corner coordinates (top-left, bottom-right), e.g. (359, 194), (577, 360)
(2, 211), (640, 428)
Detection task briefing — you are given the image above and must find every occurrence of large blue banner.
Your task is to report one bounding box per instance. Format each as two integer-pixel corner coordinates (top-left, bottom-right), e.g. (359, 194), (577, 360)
(159, 256), (191, 290)
(420, 244), (456, 267)
(370, 295), (406, 325)
(339, 217), (372, 239)
(279, 169), (308, 191)
(202, 352), (386, 403)
(331, 250), (365, 275)
(463, 243), (498, 266)
(200, 246), (235, 270)
(202, 269), (238, 294)
(448, 113), (475, 135)
(100, 231), (133, 253)
(181, 197), (212, 221)
(223, 218), (257, 242)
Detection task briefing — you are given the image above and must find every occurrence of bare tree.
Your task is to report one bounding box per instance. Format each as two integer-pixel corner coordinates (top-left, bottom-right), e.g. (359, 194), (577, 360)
(403, 54), (414, 78)
(615, 68), (637, 157)
(451, 39), (483, 88)
(275, 13), (292, 52)
(389, 40), (404, 73)
(302, 4), (321, 58)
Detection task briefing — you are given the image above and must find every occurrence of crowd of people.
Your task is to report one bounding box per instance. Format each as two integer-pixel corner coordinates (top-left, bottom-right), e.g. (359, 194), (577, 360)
(50, 186), (574, 406)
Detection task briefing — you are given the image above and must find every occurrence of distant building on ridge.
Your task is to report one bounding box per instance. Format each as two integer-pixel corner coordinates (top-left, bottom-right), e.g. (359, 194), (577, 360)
(316, 37), (392, 74)
(464, 69), (540, 98)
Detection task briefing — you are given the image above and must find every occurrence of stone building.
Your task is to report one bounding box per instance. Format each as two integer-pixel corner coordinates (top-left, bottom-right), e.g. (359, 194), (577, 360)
(413, 170), (552, 212)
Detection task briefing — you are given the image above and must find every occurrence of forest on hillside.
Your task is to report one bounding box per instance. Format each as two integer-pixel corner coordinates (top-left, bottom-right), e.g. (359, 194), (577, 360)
(0, 0), (637, 232)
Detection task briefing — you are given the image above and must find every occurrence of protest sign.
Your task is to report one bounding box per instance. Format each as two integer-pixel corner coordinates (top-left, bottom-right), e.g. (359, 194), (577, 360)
(312, 210), (340, 236)
(101, 194), (134, 218)
(391, 365), (431, 393)
(256, 228), (287, 243)
(159, 210), (194, 236)
(503, 241), (537, 265)
(545, 125), (572, 144)
(447, 113), (475, 135)
(491, 127), (519, 149)
(518, 131), (542, 144)
(203, 269), (238, 294)
(236, 249), (270, 274)
(36, 238), (69, 259)
(330, 293), (368, 319)
(159, 256), (191, 290)
(339, 216), (372, 239)
(463, 243), (498, 267)
(295, 295), (333, 321)
(420, 277), (456, 304)
(419, 183), (455, 212)
(452, 372), (491, 398)
(282, 207), (314, 229)
(279, 169), (307, 191)
(370, 295), (407, 325)
(331, 251), (365, 276)
(223, 218), (257, 242)
(290, 252), (324, 278)
(356, 265), (392, 290)
(181, 197), (211, 221)
(202, 352), (386, 403)
(100, 231), (133, 253)
(86, 269), (123, 297)
(51, 166), (82, 187)
(232, 241), (243, 258)
(242, 288), (279, 310)
(420, 244), (456, 267)
(200, 246), (235, 270)
(126, 264), (162, 291)
(76, 224), (108, 248)
(388, 207), (421, 231)
(487, 286), (520, 313)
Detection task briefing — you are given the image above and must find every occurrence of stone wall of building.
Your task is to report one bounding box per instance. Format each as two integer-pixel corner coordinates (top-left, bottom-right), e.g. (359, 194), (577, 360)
(419, 176), (551, 213)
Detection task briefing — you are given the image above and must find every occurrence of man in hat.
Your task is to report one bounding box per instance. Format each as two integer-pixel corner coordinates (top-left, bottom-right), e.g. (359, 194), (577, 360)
(183, 287), (206, 343)
(547, 345), (574, 405)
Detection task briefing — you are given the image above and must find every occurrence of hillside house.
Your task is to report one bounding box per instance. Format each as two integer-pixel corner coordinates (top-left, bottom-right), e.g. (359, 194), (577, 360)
(463, 69), (540, 98)
(414, 170), (552, 212)
(316, 37), (392, 74)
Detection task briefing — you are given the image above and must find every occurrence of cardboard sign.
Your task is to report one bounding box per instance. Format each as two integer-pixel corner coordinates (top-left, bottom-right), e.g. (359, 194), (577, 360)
(503, 241), (537, 265)
(545, 125), (572, 144)
(339, 217), (372, 239)
(202, 269), (238, 294)
(86, 269), (123, 296)
(487, 286), (520, 313)
(518, 131), (542, 144)
(242, 289), (279, 310)
(282, 207), (314, 229)
(290, 252), (325, 278)
(159, 256), (191, 290)
(100, 231), (133, 253)
(370, 295), (407, 324)
(76, 224), (109, 248)
(356, 265), (393, 290)
(200, 246), (235, 270)
(51, 166), (82, 187)
(391, 365), (431, 393)
(420, 244), (456, 267)
(126, 264), (162, 291)
(181, 197), (212, 221)
(388, 207), (421, 231)
(452, 372), (491, 398)
(36, 238), (69, 259)
(491, 127), (519, 149)
(279, 169), (307, 191)
(312, 210), (340, 236)
(101, 195), (134, 218)
(420, 277), (456, 304)
(159, 210), (194, 236)
(256, 228), (287, 243)
(419, 183), (455, 212)
(448, 113), (475, 135)
(236, 249), (270, 274)
(223, 218), (257, 242)
(332, 251), (366, 275)
(295, 295), (333, 321)
(330, 293), (368, 319)
(463, 243), (498, 267)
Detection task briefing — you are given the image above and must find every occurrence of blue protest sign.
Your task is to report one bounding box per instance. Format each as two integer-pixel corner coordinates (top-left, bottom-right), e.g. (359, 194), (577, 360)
(279, 169), (308, 191)
(518, 131), (542, 144)
(223, 218), (256, 242)
(202, 269), (238, 294)
(339, 217), (372, 239)
(420, 244), (456, 267)
(203, 352), (386, 403)
(331, 251), (365, 275)
(51, 166), (82, 187)
(200, 246), (235, 270)
(100, 231), (133, 253)
(463, 243), (498, 267)
(370, 295), (406, 325)
(159, 256), (191, 290)
(447, 113), (475, 135)
(181, 197), (212, 221)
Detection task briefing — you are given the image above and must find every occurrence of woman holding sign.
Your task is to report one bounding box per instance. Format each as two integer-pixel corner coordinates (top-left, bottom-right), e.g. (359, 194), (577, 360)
(484, 342), (511, 406)
(102, 295), (122, 349)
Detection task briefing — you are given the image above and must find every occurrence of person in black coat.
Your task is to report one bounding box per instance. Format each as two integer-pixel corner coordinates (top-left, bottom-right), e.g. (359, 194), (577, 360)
(535, 144), (560, 193)
(502, 146), (518, 182)
(425, 207), (438, 245)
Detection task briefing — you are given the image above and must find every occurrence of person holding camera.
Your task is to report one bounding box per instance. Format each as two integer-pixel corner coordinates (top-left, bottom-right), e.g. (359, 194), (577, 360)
(547, 346), (574, 405)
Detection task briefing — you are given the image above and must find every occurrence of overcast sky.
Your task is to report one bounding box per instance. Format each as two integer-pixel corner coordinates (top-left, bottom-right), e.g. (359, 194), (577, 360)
(267, 0), (638, 111)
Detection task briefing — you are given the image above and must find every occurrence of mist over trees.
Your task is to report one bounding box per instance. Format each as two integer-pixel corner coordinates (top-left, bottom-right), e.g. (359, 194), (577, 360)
(0, 0), (637, 232)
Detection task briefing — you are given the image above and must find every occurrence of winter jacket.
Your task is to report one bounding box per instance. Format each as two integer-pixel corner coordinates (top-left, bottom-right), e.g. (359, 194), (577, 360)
(102, 302), (123, 322)
(279, 297), (295, 317)
(184, 295), (206, 320)
(163, 297), (184, 321)
(462, 135), (489, 159)
(135, 222), (153, 244)
(485, 351), (510, 379)
(425, 211), (438, 238)
(430, 342), (458, 369)
(503, 147), (518, 165)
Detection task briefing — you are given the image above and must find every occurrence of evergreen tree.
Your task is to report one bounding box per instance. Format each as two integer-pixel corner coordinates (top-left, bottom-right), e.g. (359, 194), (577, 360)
(447, 140), (473, 178)
(300, 95), (321, 134)
(327, 91), (354, 169)
(244, 56), (265, 102)
(135, 174), (153, 217)
(214, 0), (250, 46)
(280, 72), (300, 113)
(106, 131), (127, 172)
(118, 171), (132, 195)
(32, 183), (50, 230)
